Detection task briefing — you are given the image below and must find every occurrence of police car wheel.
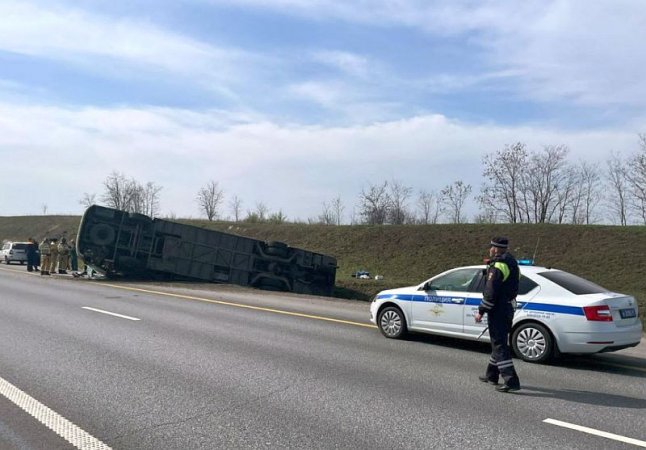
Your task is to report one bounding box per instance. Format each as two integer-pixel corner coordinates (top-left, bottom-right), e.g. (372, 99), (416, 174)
(512, 323), (553, 363)
(378, 306), (407, 339)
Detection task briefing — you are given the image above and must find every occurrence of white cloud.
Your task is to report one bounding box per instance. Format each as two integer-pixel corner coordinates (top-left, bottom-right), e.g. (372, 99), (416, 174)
(465, 1), (646, 107)
(311, 51), (370, 78)
(0, 1), (258, 94)
(4, 0), (644, 123)
(200, 0), (646, 109)
(0, 102), (642, 220)
(2, 1), (645, 221)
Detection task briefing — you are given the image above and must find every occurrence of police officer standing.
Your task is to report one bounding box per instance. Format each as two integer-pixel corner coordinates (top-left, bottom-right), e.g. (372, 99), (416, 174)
(475, 236), (521, 392)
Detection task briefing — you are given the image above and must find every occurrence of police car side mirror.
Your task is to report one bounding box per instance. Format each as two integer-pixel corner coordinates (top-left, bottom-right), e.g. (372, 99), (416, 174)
(420, 282), (438, 291)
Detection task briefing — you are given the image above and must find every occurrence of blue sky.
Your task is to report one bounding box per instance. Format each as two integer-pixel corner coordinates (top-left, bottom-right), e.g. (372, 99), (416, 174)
(1, 0), (645, 221)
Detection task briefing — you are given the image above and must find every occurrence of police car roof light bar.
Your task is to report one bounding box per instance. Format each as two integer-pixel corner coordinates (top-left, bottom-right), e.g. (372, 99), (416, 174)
(517, 259), (534, 266)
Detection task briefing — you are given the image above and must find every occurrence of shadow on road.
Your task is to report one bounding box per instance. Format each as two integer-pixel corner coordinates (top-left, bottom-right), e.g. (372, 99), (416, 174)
(549, 355), (646, 379)
(517, 385), (646, 409)
(405, 333), (646, 378)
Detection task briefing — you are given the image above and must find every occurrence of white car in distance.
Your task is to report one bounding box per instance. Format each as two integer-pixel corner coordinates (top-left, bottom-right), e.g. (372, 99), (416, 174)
(1, 241), (30, 265)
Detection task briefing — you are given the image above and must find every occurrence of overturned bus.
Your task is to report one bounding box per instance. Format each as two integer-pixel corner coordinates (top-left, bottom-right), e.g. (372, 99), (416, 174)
(76, 205), (337, 296)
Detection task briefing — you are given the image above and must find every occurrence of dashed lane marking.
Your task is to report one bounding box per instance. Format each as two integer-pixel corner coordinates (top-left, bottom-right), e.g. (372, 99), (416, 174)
(100, 284), (646, 372)
(101, 283), (377, 329)
(3, 266), (644, 372)
(82, 306), (140, 321)
(0, 376), (111, 449)
(544, 418), (646, 448)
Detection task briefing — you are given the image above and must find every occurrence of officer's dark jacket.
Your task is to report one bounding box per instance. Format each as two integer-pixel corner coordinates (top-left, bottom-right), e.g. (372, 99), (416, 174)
(478, 252), (519, 315)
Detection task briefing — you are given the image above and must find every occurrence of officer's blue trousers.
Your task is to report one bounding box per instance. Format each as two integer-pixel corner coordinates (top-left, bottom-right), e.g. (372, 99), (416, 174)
(485, 305), (520, 387)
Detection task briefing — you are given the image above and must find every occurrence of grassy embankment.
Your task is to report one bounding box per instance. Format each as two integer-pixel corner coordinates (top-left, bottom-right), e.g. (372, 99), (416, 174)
(1, 215), (644, 328)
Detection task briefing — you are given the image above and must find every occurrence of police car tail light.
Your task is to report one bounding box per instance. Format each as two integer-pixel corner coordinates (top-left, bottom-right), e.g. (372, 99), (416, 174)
(583, 305), (613, 322)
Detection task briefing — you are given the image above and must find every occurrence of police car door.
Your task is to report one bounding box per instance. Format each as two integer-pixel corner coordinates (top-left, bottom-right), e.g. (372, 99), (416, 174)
(464, 271), (541, 338)
(412, 268), (482, 335)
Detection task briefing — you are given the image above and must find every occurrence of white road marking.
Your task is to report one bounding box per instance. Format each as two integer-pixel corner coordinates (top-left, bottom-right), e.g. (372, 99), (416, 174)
(544, 418), (646, 447)
(82, 307), (140, 321)
(0, 376), (111, 449)
(102, 283), (377, 328)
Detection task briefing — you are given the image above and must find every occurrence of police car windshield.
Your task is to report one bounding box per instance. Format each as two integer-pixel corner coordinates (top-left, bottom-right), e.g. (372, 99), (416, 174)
(537, 271), (607, 295)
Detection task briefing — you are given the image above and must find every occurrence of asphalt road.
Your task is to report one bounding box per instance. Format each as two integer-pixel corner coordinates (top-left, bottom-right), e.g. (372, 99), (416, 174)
(0, 265), (645, 449)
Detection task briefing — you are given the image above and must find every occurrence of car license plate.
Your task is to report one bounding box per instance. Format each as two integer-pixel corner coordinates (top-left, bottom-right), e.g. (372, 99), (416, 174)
(620, 308), (636, 319)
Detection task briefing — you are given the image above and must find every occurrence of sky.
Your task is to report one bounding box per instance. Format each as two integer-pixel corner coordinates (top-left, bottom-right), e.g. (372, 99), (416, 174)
(1, 0), (645, 222)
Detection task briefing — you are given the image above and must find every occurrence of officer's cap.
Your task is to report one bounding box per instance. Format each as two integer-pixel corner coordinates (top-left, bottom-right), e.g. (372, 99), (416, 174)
(490, 236), (509, 248)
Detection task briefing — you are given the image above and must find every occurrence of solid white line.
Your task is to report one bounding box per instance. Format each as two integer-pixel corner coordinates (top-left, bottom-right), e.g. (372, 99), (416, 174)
(544, 418), (646, 448)
(82, 307), (140, 321)
(0, 376), (111, 449)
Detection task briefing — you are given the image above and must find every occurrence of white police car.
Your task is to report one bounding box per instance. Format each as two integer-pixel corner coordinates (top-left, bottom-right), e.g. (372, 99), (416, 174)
(369, 262), (642, 363)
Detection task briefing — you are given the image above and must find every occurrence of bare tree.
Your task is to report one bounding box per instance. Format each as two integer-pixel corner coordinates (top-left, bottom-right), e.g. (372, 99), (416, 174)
(388, 179), (412, 225)
(79, 193), (96, 209)
(331, 196), (345, 225)
(255, 202), (268, 221)
(358, 181), (390, 225)
(417, 189), (441, 224)
(349, 207), (358, 225)
(626, 134), (646, 224)
(553, 166), (579, 224)
(317, 197), (344, 225)
(268, 210), (287, 224)
(243, 202), (269, 223)
(130, 184), (144, 215)
(141, 182), (162, 217)
(229, 195), (243, 222)
(318, 201), (335, 225)
(571, 161), (602, 224)
(196, 181), (225, 221)
(101, 171), (135, 211)
(526, 145), (570, 223)
(100, 172), (162, 215)
(479, 142), (528, 223)
(440, 180), (472, 224)
(605, 151), (630, 226)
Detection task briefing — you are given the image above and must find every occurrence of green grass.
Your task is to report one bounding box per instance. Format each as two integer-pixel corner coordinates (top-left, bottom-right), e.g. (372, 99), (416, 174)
(2, 215), (644, 329)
